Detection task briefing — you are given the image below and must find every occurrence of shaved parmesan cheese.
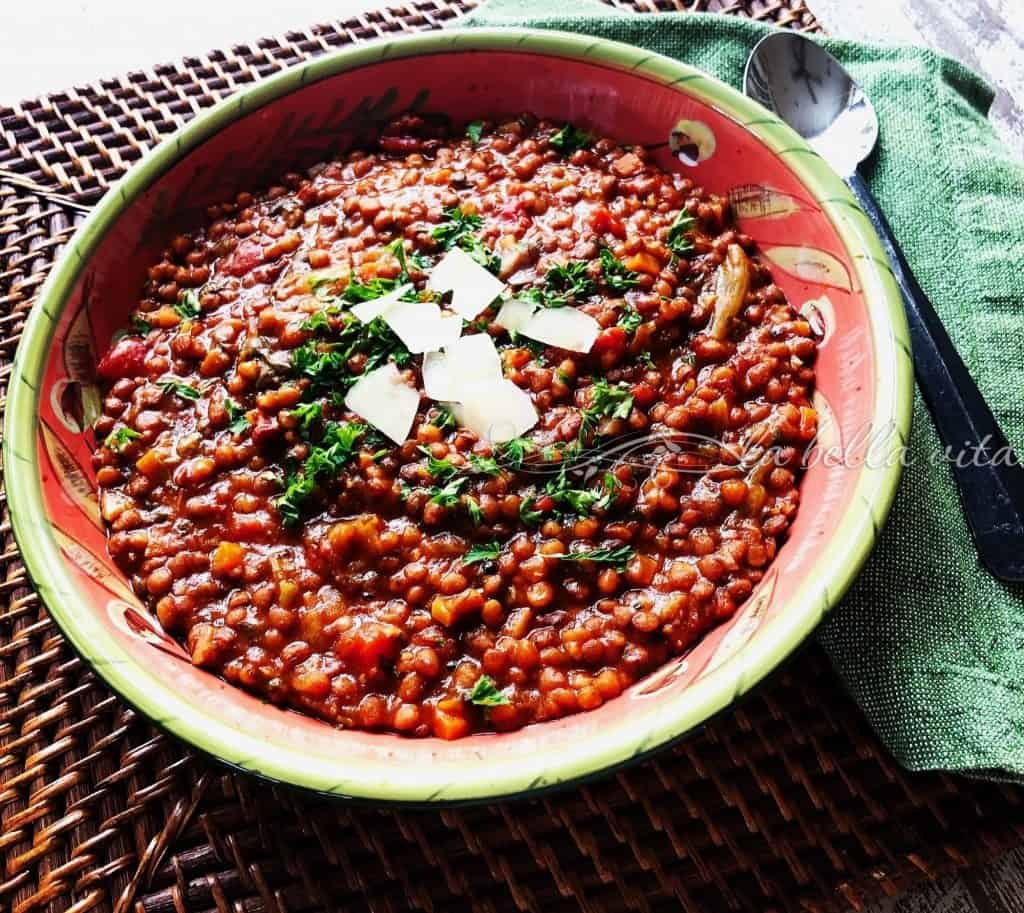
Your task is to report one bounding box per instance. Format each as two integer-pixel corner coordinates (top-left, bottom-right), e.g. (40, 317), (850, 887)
(494, 298), (539, 333)
(421, 333), (503, 402)
(427, 247), (506, 320)
(520, 307), (600, 353)
(383, 299), (462, 354)
(422, 351), (458, 402)
(344, 363), (420, 444)
(452, 379), (537, 443)
(351, 283), (413, 323)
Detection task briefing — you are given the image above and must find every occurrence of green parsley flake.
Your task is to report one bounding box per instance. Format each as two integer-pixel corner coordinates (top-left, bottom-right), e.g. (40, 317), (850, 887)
(549, 123), (591, 154)
(159, 380), (200, 401)
(174, 289), (201, 320)
(556, 544), (636, 571)
(224, 398), (251, 435)
(431, 206), (499, 273)
(667, 209), (696, 257)
(599, 247), (641, 293)
(103, 427), (141, 451)
(274, 421), (366, 526)
(463, 541), (502, 565)
(617, 307), (643, 334)
(466, 675), (511, 707)
(466, 120), (484, 145)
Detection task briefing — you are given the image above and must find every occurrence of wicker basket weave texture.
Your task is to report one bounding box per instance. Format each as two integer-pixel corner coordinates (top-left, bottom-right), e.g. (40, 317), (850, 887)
(2, 3), (1023, 913)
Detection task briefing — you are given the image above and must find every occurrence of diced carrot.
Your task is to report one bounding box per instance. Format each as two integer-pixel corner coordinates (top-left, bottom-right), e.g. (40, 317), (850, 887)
(212, 541), (246, 578)
(433, 708), (470, 740)
(135, 449), (166, 479)
(624, 251), (662, 275)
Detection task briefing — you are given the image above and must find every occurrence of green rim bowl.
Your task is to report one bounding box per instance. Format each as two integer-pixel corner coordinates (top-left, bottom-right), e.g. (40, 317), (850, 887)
(3, 28), (912, 803)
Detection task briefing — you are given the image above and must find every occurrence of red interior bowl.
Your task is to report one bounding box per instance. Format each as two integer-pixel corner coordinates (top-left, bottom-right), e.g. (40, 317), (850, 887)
(5, 29), (911, 803)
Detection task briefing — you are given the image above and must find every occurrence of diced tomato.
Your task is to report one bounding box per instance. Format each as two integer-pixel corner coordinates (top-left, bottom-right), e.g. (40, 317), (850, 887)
(592, 325), (628, 358)
(632, 382), (659, 408)
(589, 207), (626, 239)
(222, 239), (264, 277)
(96, 336), (147, 380)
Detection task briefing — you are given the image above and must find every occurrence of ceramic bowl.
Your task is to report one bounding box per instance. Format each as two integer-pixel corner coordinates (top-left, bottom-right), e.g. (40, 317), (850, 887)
(4, 28), (911, 803)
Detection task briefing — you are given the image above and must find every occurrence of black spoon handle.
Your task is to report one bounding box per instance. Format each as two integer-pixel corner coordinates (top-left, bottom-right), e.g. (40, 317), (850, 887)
(846, 170), (1024, 582)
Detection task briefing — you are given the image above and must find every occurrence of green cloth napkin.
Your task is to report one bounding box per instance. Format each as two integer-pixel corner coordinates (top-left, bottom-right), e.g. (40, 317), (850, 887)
(464, 0), (1024, 780)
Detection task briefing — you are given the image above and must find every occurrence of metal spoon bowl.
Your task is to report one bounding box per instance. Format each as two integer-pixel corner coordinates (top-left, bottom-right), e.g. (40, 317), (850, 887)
(745, 32), (1024, 583)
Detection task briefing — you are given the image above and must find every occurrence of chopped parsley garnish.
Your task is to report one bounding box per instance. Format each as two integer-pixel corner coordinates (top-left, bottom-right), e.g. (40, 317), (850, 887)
(275, 421), (366, 526)
(429, 405), (457, 432)
(431, 206), (499, 273)
(174, 289), (201, 320)
(419, 446), (462, 483)
(579, 379), (635, 442)
(519, 495), (543, 527)
(158, 380), (200, 401)
(301, 307), (339, 333)
(343, 277), (405, 303)
(130, 314), (152, 335)
(497, 437), (536, 470)
(465, 496), (484, 526)
(520, 260), (595, 309)
(428, 475), (469, 508)
(468, 454), (502, 477)
(466, 674), (511, 707)
(292, 401), (324, 438)
(386, 237), (412, 282)
(638, 351), (656, 370)
(224, 398), (251, 435)
(543, 460), (618, 518)
(556, 544), (636, 571)
(466, 120), (484, 145)
(599, 247), (641, 293)
(617, 307), (643, 334)
(291, 315), (411, 394)
(103, 427), (141, 451)
(549, 123), (591, 155)
(463, 541), (502, 565)
(545, 261), (595, 302)
(667, 209), (696, 258)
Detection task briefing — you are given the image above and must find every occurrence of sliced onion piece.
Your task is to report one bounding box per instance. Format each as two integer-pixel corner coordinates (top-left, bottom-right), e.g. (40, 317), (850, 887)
(519, 306), (600, 353)
(344, 363), (420, 445)
(452, 379), (537, 443)
(427, 247), (506, 320)
(494, 298), (539, 333)
(350, 283), (413, 324)
(383, 299), (462, 354)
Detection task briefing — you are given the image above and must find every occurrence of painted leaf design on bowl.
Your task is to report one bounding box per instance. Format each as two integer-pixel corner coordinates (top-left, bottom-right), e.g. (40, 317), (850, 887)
(728, 184), (810, 221)
(761, 245), (853, 292)
(53, 526), (140, 606)
(41, 421), (101, 528)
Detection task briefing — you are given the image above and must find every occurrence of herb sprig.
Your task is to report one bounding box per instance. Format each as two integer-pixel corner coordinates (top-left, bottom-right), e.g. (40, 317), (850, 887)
(549, 123), (591, 155)
(466, 675), (511, 707)
(463, 541), (502, 565)
(556, 544), (636, 570)
(103, 427), (141, 451)
(431, 206), (499, 273)
(275, 421), (366, 525)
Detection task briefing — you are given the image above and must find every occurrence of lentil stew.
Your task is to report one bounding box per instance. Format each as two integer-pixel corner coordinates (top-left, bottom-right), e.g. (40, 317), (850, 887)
(91, 114), (818, 739)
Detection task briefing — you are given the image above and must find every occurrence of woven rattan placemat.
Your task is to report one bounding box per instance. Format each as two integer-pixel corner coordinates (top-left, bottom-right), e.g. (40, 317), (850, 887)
(2, 2), (1023, 912)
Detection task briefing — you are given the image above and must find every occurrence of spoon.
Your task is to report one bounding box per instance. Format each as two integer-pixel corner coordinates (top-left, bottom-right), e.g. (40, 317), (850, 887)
(745, 31), (1024, 583)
